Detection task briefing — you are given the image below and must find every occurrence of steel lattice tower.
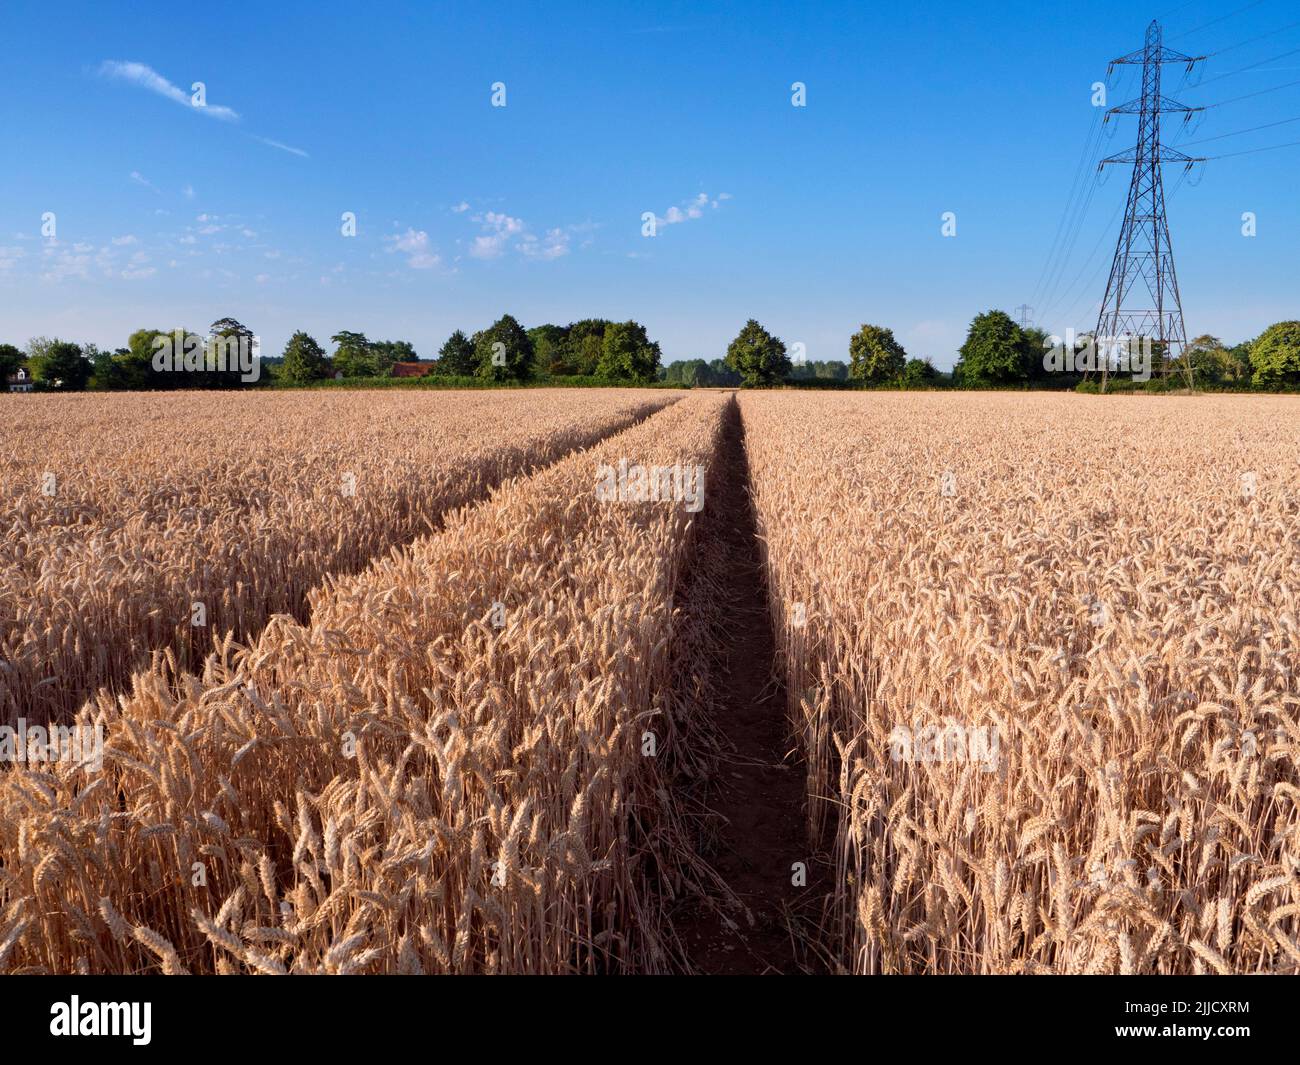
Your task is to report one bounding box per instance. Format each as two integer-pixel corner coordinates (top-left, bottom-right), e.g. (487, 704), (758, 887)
(1094, 21), (1204, 391)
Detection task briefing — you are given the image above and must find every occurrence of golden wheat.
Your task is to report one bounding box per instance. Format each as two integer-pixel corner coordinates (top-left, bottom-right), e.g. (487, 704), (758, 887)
(0, 388), (674, 723)
(0, 391), (726, 975)
(739, 390), (1300, 974)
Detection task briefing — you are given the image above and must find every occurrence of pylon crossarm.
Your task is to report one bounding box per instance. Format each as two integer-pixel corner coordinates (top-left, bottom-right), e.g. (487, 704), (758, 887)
(1107, 97), (1202, 116)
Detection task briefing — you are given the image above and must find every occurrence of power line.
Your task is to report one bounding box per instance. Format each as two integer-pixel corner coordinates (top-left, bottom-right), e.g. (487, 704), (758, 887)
(1030, 68), (1133, 310)
(1190, 43), (1300, 87)
(1208, 135), (1300, 158)
(1210, 17), (1300, 57)
(1168, 0), (1267, 43)
(1029, 107), (1105, 308)
(1181, 111), (1300, 145)
(1209, 75), (1300, 108)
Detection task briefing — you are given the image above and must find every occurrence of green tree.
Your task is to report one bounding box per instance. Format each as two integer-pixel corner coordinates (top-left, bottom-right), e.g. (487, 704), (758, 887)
(32, 339), (92, 391)
(528, 324), (571, 375)
(564, 319), (611, 375)
(280, 331), (330, 384)
(1227, 341), (1253, 383)
(331, 331), (377, 377)
(1186, 334), (1230, 386)
(725, 319), (790, 387)
(1250, 321), (1300, 388)
(436, 330), (477, 375)
(1021, 327), (1053, 382)
(0, 343), (23, 382)
(596, 320), (661, 382)
(901, 358), (938, 387)
(955, 310), (1028, 386)
(848, 324), (907, 384)
(474, 314), (535, 382)
(207, 317), (257, 387)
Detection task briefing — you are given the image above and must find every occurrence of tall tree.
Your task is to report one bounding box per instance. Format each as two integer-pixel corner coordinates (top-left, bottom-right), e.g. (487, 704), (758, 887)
(435, 330), (476, 375)
(31, 340), (92, 391)
(0, 343), (23, 382)
(1250, 321), (1300, 388)
(280, 331), (330, 383)
(330, 331), (377, 377)
(725, 319), (790, 387)
(597, 320), (661, 382)
(1186, 334), (1231, 385)
(954, 310), (1028, 386)
(848, 324), (907, 384)
(474, 314), (535, 382)
(207, 317), (257, 386)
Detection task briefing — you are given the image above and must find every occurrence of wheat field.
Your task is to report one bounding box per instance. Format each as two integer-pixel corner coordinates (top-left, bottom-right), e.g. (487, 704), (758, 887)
(0, 389), (673, 724)
(1, 388), (1297, 975)
(0, 391), (724, 974)
(739, 391), (1300, 974)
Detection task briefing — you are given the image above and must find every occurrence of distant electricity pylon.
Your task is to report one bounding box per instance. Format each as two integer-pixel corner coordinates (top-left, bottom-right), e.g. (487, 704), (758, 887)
(1094, 20), (1205, 392)
(1014, 304), (1034, 328)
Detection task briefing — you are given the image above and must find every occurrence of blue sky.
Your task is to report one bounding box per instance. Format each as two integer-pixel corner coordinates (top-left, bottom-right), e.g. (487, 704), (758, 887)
(1, 0), (1297, 369)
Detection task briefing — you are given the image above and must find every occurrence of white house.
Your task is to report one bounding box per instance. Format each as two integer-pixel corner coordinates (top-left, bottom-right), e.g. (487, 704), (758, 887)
(6, 368), (33, 393)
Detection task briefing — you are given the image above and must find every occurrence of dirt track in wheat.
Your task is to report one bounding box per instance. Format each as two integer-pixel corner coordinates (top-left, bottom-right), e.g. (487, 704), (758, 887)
(1, 389), (1296, 974)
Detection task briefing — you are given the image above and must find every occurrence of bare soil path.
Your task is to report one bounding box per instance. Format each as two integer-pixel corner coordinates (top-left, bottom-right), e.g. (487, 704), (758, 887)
(670, 396), (825, 974)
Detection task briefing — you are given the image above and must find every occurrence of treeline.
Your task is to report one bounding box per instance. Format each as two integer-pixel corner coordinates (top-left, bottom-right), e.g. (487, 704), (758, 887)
(0, 314), (666, 391)
(948, 310), (1300, 392)
(6, 310), (1298, 393)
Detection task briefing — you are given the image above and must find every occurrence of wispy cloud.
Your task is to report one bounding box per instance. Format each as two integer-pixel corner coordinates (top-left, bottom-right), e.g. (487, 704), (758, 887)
(129, 171), (160, 193)
(518, 227), (571, 261)
(651, 191), (731, 230)
(253, 135), (309, 158)
(100, 61), (307, 157)
(100, 61), (240, 121)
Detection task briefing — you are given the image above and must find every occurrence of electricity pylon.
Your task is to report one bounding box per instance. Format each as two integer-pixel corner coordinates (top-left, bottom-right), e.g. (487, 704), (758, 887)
(1094, 20), (1204, 392)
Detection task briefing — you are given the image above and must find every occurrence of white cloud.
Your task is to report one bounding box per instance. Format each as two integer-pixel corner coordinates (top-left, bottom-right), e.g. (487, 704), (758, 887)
(183, 184), (195, 199)
(651, 191), (731, 230)
(100, 61), (239, 122)
(468, 211), (526, 260)
(130, 171), (159, 193)
(111, 234), (138, 246)
(385, 228), (440, 269)
(121, 266), (157, 280)
(452, 201), (471, 213)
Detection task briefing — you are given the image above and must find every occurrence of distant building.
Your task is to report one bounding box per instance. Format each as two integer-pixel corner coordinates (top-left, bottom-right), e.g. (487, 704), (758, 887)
(391, 361), (432, 379)
(6, 368), (33, 393)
